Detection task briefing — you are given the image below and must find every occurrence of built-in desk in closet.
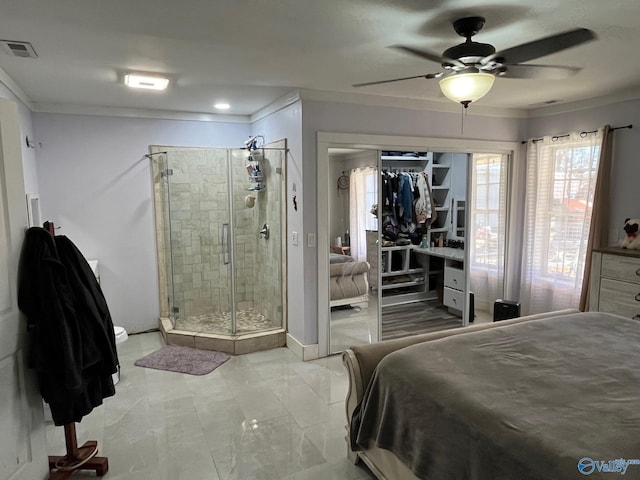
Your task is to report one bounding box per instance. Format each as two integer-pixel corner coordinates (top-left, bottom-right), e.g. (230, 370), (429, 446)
(366, 235), (467, 315)
(414, 247), (466, 316)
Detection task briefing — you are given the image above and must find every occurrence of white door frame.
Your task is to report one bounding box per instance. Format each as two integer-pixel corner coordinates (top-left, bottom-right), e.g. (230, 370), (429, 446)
(317, 132), (522, 358)
(0, 97), (49, 479)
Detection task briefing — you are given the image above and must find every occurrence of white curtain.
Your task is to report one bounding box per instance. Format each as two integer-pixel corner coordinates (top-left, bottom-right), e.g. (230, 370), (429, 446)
(349, 167), (378, 261)
(520, 131), (602, 314)
(469, 153), (508, 314)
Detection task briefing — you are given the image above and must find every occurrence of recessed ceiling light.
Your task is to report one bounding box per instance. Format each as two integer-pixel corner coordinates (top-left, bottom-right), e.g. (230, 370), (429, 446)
(124, 74), (169, 90)
(214, 102), (230, 110)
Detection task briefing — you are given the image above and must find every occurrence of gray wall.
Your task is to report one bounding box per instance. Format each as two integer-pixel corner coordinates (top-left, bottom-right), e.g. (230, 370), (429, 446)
(24, 95), (639, 348)
(251, 101), (304, 341)
(33, 113), (250, 333)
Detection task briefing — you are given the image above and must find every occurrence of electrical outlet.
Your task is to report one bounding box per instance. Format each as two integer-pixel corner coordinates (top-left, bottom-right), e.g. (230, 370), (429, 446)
(308, 233), (316, 247)
(292, 231), (299, 246)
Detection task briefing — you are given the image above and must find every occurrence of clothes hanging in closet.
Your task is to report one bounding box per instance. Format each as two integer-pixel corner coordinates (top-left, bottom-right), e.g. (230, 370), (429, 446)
(380, 170), (436, 243)
(18, 227), (119, 426)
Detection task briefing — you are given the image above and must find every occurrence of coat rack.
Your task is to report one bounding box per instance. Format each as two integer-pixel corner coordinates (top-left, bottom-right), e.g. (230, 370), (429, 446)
(42, 221), (110, 479)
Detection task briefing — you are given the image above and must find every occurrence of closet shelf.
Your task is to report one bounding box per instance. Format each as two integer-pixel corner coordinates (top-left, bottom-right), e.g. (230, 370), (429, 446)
(382, 267), (425, 277)
(381, 245), (413, 252)
(381, 279), (425, 290)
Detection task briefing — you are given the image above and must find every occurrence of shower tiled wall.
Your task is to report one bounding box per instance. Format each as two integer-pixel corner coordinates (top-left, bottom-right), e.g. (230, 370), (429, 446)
(151, 145), (284, 333)
(251, 148), (284, 325)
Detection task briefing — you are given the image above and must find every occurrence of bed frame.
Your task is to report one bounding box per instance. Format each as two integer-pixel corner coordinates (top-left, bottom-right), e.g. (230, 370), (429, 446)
(342, 309), (578, 480)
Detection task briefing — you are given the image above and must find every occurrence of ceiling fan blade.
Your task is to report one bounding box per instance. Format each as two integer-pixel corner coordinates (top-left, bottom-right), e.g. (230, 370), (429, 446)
(498, 64), (582, 80)
(391, 45), (464, 68)
(485, 28), (596, 65)
(353, 73), (441, 88)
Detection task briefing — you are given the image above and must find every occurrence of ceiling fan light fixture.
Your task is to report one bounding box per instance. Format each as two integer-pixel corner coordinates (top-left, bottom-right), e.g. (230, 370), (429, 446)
(438, 72), (495, 105)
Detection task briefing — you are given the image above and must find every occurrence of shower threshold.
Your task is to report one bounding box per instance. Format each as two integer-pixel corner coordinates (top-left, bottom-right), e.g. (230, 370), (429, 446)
(159, 317), (286, 355)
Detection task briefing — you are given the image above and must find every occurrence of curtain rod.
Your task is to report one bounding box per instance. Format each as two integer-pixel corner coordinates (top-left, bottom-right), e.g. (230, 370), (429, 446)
(521, 124), (633, 144)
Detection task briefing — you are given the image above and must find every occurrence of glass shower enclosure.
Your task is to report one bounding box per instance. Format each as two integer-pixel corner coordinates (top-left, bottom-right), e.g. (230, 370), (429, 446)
(151, 145), (286, 339)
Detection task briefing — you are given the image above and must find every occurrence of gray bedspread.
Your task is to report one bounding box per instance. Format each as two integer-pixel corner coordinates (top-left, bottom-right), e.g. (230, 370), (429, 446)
(351, 312), (640, 480)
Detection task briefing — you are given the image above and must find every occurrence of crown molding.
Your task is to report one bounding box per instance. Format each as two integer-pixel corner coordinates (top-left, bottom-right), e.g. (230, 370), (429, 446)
(250, 89), (301, 123)
(529, 86), (640, 117)
(298, 88), (529, 118)
(0, 66), (33, 111)
(31, 102), (251, 123)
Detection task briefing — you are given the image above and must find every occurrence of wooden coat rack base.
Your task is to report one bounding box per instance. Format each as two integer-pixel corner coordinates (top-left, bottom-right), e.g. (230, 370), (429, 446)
(48, 423), (109, 479)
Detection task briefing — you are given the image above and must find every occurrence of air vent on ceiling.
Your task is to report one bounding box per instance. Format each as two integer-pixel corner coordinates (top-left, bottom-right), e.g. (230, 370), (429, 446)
(0, 40), (37, 58)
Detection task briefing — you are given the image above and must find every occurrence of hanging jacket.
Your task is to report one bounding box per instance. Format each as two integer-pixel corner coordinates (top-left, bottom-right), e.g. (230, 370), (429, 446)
(18, 227), (118, 425)
(397, 173), (414, 223)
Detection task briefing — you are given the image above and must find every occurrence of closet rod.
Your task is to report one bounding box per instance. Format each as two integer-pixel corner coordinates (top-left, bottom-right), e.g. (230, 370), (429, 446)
(520, 124), (633, 144)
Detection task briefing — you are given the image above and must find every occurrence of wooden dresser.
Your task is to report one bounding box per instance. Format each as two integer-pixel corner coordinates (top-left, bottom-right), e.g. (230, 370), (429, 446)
(589, 247), (640, 320)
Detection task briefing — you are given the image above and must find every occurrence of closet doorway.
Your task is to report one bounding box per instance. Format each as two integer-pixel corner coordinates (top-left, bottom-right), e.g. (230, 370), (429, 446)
(318, 133), (521, 358)
(377, 151), (469, 341)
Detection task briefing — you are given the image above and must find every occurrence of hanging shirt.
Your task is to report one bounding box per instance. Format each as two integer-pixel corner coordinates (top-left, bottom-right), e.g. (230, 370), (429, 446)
(414, 172), (433, 224)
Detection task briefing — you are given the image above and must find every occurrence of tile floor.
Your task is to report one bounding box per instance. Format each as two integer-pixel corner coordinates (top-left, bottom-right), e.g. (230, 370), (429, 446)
(45, 333), (375, 480)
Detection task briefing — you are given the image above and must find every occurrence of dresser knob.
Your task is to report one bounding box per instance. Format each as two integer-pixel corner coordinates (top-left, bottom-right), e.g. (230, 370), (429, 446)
(634, 315), (640, 321)
(636, 293), (640, 302)
(636, 268), (640, 276)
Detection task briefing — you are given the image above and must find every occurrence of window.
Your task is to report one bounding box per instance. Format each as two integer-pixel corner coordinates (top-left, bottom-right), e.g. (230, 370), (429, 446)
(471, 153), (506, 268)
(469, 153), (508, 313)
(349, 167), (378, 261)
(545, 145), (599, 280)
(520, 132), (602, 314)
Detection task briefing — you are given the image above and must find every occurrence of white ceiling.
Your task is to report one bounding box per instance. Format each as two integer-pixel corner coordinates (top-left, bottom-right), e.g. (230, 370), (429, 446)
(0, 0), (638, 116)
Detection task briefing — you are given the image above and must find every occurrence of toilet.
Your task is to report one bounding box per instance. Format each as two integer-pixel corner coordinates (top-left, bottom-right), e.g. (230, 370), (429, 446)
(112, 326), (128, 384)
(89, 260), (128, 385)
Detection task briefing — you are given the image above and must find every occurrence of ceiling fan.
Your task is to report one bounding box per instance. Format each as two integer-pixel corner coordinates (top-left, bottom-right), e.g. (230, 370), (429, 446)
(354, 17), (596, 107)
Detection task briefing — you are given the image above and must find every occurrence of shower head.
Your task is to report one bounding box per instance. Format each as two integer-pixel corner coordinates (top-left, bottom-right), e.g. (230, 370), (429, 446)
(243, 135), (264, 150)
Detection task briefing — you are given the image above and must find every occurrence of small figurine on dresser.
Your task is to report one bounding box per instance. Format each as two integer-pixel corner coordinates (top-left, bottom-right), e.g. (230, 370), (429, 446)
(620, 218), (640, 249)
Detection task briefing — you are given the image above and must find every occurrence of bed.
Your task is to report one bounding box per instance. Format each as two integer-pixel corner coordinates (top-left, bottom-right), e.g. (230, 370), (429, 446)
(330, 253), (370, 308)
(343, 310), (640, 480)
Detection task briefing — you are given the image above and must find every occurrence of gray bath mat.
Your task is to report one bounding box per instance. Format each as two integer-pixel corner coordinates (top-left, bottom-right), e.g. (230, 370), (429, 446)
(134, 345), (230, 375)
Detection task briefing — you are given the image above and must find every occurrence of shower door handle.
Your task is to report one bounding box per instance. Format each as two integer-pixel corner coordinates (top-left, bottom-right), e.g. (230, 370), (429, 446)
(222, 223), (231, 265)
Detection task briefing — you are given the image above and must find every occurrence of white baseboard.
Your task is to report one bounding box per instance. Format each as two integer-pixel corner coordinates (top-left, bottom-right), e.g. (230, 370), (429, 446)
(286, 333), (319, 361)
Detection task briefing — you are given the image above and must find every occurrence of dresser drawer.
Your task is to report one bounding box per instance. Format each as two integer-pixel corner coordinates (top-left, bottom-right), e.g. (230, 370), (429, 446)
(601, 253), (640, 285)
(598, 278), (640, 319)
(444, 286), (464, 311)
(444, 266), (465, 290)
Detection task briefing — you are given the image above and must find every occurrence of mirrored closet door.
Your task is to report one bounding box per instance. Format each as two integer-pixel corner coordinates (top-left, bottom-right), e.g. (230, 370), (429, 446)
(325, 146), (511, 354)
(328, 149), (380, 354)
